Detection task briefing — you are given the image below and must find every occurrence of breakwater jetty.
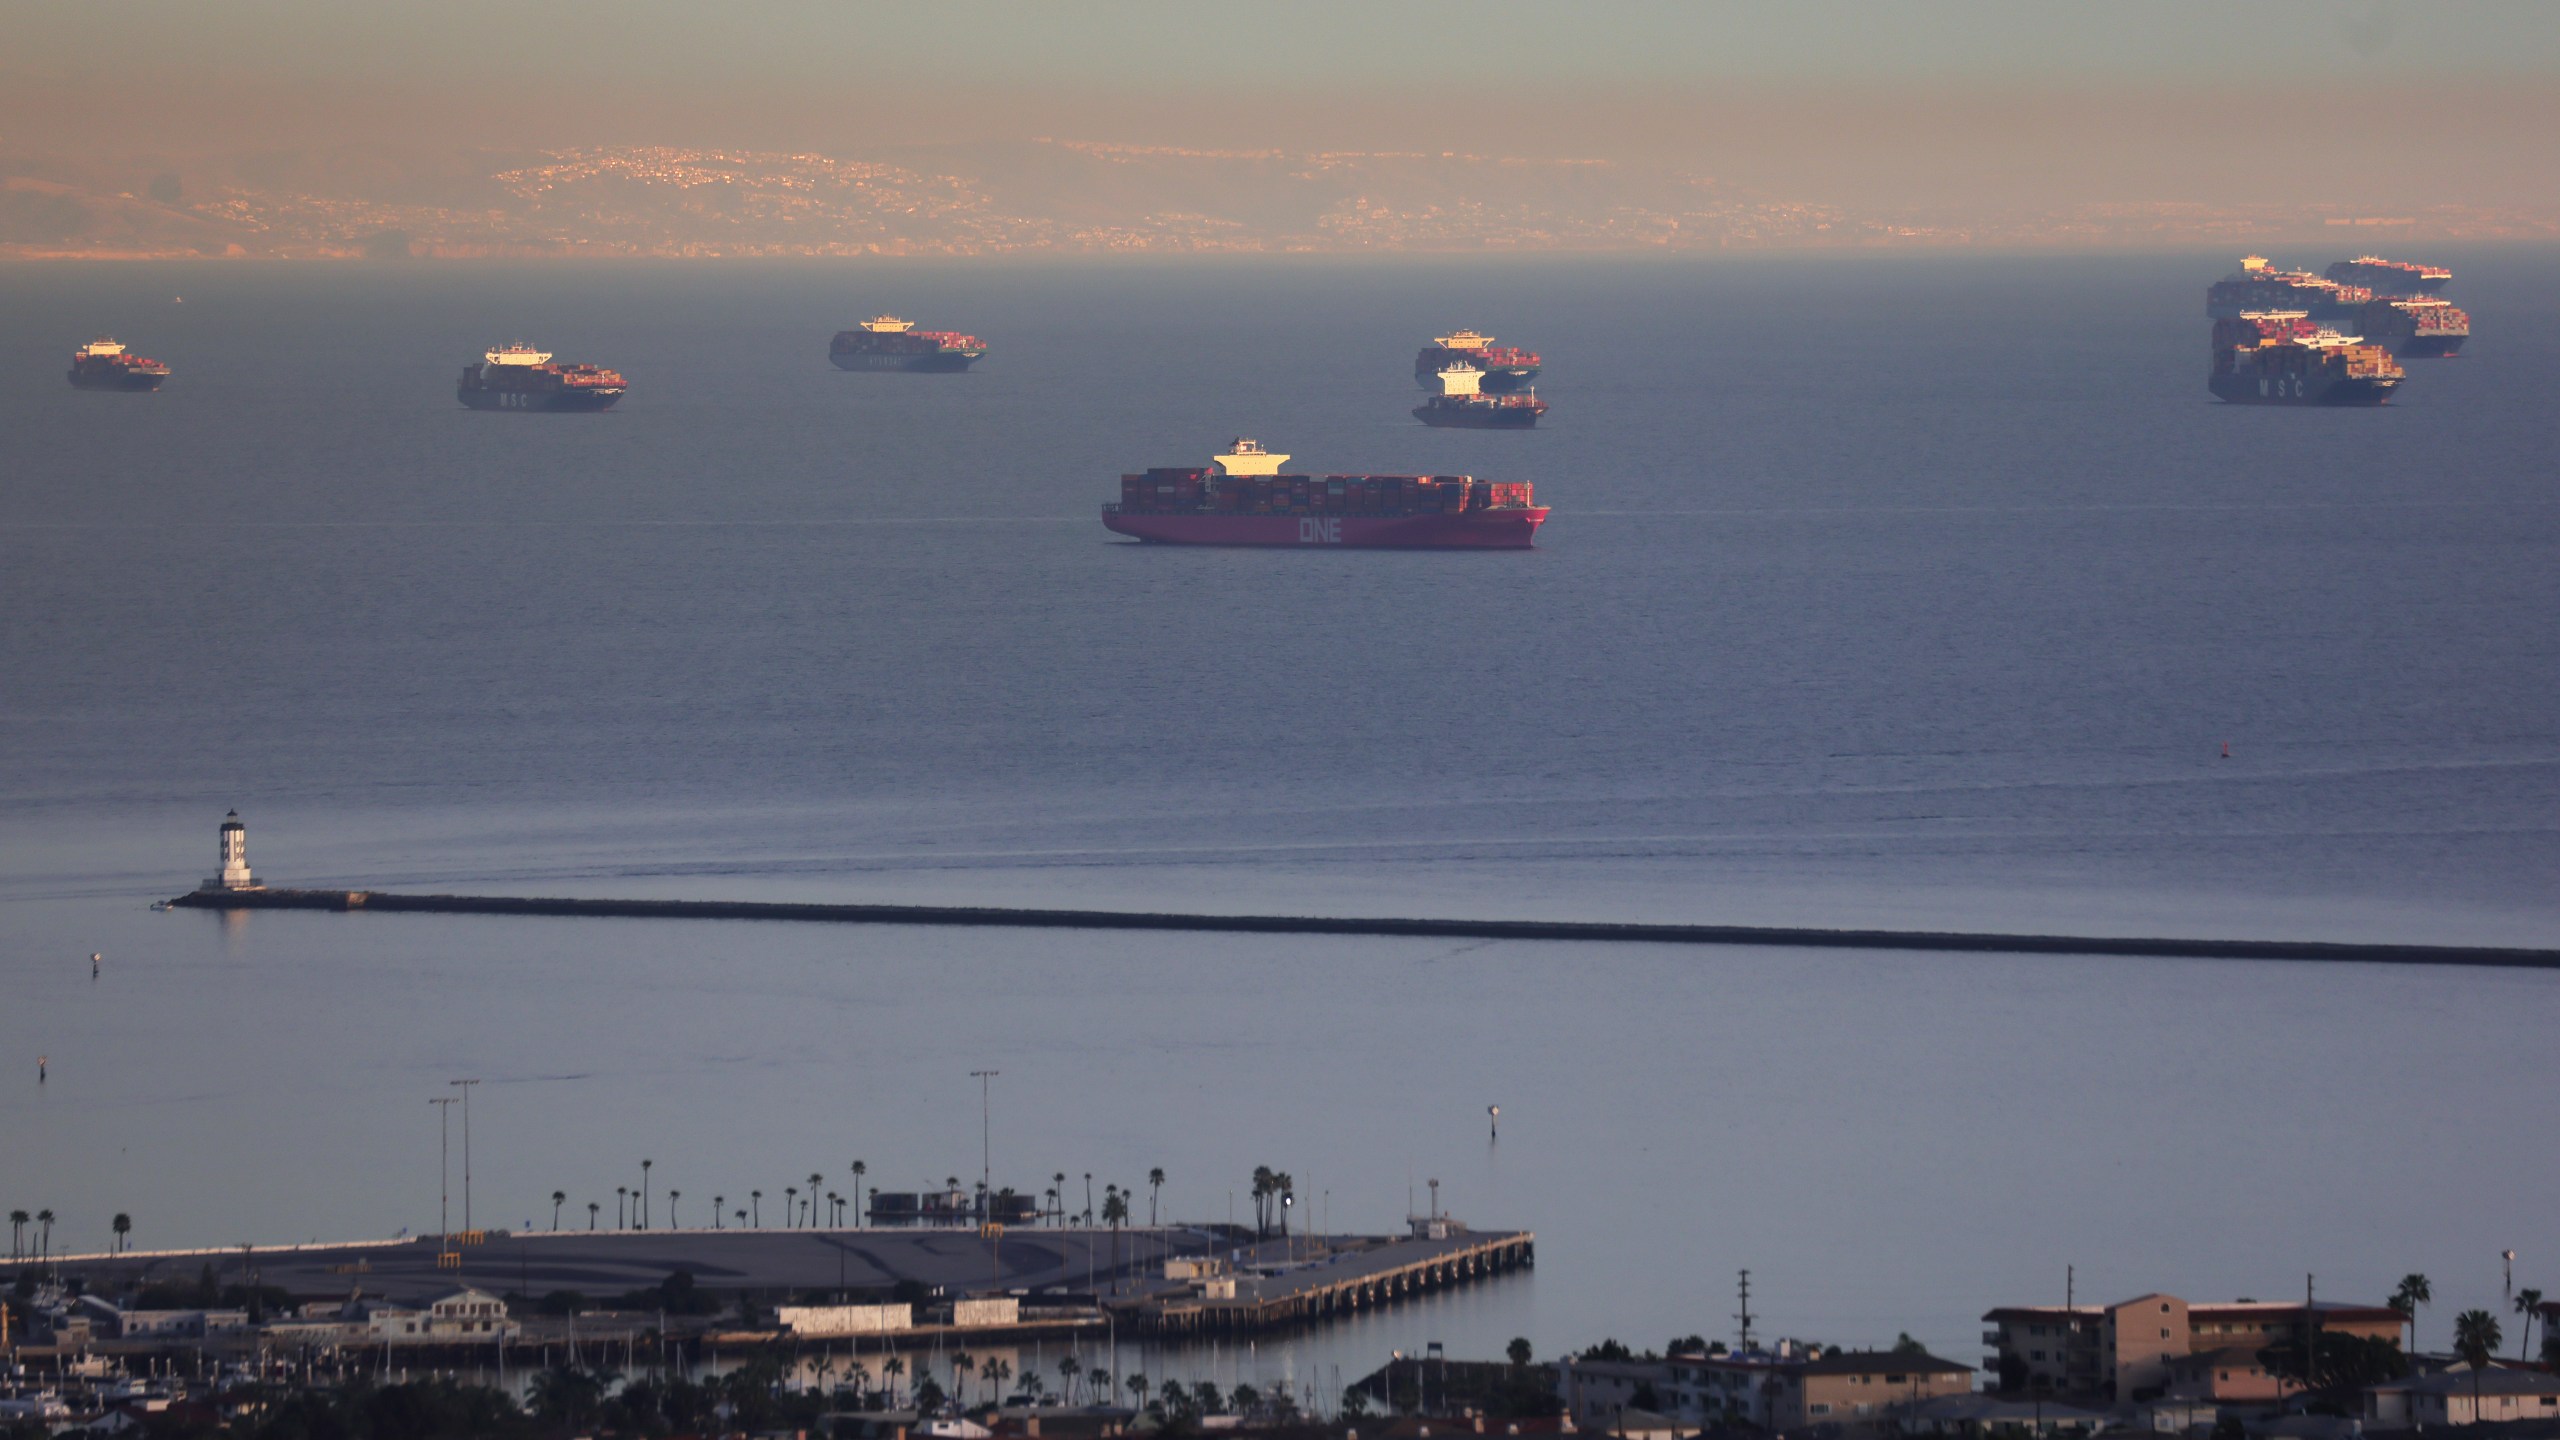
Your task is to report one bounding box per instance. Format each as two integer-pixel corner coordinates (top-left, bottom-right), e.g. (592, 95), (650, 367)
(166, 886), (2560, 970)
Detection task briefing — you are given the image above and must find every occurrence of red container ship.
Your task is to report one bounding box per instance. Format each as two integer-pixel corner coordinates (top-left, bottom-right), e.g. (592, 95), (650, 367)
(829, 315), (988, 372)
(2355, 297), (2468, 358)
(1104, 439), (1548, 549)
(457, 345), (626, 411)
(2325, 256), (2452, 297)
(1414, 329), (1539, 392)
(2209, 312), (2402, 405)
(1414, 361), (1547, 428)
(67, 338), (171, 391)
(2207, 256), (2370, 321)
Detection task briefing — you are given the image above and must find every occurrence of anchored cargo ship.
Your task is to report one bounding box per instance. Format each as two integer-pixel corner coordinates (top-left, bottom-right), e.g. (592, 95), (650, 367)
(2326, 256), (2452, 297)
(1414, 329), (1539, 392)
(829, 315), (987, 372)
(67, 338), (170, 391)
(2209, 312), (2403, 406)
(1104, 439), (1548, 549)
(457, 345), (626, 411)
(2355, 297), (2469, 358)
(2207, 256), (2370, 321)
(1414, 362), (1547, 428)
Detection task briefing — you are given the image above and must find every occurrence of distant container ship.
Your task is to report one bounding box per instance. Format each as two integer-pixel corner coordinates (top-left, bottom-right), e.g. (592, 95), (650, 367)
(1414, 362), (1547, 428)
(457, 345), (626, 411)
(67, 338), (170, 391)
(1104, 439), (1548, 549)
(1414, 329), (1539, 392)
(2325, 256), (2452, 297)
(2207, 256), (2370, 321)
(829, 315), (987, 372)
(2210, 312), (2403, 406)
(2355, 297), (2469, 358)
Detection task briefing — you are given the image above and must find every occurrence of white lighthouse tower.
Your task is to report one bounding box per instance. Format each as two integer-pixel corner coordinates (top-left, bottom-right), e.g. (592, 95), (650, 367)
(202, 810), (261, 892)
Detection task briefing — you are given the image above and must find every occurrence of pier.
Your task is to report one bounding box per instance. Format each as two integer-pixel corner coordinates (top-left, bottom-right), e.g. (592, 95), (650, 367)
(1123, 1228), (1533, 1337)
(168, 886), (2560, 970)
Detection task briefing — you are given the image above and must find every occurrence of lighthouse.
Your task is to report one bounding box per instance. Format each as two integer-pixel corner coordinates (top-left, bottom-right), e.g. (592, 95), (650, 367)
(201, 810), (261, 892)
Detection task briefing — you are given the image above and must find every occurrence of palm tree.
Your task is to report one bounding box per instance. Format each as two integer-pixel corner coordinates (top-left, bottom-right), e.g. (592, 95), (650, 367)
(882, 1355), (906, 1407)
(954, 1353), (976, 1407)
(1087, 1368), (1109, 1406)
(1082, 1172), (1093, 1224)
(2394, 1273), (2434, 1354)
(1148, 1168), (1165, 1225)
(784, 1185), (799, 1227)
(714, 1194), (725, 1229)
(667, 1189), (681, 1228)
(2516, 1288), (2546, 1362)
(36, 1209), (54, 1261)
(551, 1191), (566, 1230)
(1273, 1171), (1294, 1237)
(617, 1186), (628, 1229)
(1053, 1172), (1067, 1225)
(587, 1201), (599, 1230)
(1058, 1354), (1081, 1403)
(8, 1210), (26, 1260)
(751, 1189), (763, 1227)
(112, 1213), (131, 1253)
(1127, 1373), (1149, 1411)
(850, 1160), (867, 1224)
(984, 1358), (1012, 1407)
(640, 1158), (653, 1229)
(1102, 1186), (1129, 1290)
(2454, 1308), (2502, 1420)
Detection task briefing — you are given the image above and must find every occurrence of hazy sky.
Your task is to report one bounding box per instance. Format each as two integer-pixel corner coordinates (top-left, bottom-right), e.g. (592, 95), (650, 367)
(7, 1), (2557, 212)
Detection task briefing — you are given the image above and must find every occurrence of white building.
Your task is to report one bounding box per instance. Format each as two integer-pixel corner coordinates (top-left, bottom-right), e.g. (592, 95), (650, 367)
(359, 1287), (518, 1344)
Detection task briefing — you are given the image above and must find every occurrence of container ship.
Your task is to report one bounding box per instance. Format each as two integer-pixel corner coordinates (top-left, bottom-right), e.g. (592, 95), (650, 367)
(1104, 439), (1548, 549)
(2355, 297), (2468, 358)
(1413, 329), (1539, 392)
(456, 345), (626, 411)
(829, 315), (988, 372)
(2325, 256), (2452, 297)
(67, 338), (170, 391)
(2207, 256), (2370, 321)
(2209, 312), (2403, 406)
(1414, 362), (1547, 428)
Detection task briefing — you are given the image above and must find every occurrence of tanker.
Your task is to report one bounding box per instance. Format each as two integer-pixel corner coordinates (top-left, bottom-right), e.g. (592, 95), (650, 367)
(1104, 439), (1548, 549)
(1413, 361), (1547, 428)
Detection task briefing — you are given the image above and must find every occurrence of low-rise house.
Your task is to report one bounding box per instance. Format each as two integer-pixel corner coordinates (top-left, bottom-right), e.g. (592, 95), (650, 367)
(1556, 1358), (1670, 1429)
(72, 1296), (250, 1340)
(2363, 1366), (2560, 1427)
(352, 1286), (519, 1344)
(1565, 1343), (1973, 1429)
(2162, 1346), (2282, 1403)
(1900, 1393), (2106, 1437)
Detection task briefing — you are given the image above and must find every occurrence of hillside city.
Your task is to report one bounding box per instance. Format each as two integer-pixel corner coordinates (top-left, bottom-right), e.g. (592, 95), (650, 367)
(3, 143), (2550, 260)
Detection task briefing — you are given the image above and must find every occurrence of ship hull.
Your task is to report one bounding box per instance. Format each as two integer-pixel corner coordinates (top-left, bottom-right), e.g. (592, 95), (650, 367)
(1414, 403), (1542, 429)
(2395, 335), (2466, 359)
(458, 387), (624, 412)
(1105, 507), (1547, 549)
(68, 369), (167, 392)
(830, 349), (982, 373)
(2209, 374), (2399, 406)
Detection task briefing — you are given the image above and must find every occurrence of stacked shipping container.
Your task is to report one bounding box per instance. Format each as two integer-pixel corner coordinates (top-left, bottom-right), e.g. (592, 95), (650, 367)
(1113, 471), (1536, 517)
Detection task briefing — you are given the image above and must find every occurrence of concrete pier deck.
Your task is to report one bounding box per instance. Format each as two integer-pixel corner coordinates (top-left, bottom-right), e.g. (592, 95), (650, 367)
(168, 886), (2560, 969)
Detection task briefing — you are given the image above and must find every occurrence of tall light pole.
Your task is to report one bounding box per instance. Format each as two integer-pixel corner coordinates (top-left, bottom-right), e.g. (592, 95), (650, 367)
(428, 1097), (456, 1246)
(450, 1079), (481, 1232)
(971, 1070), (998, 1220)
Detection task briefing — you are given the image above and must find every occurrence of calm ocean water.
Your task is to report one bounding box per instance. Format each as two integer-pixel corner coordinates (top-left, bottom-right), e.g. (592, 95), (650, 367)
(3, 252), (2557, 1383)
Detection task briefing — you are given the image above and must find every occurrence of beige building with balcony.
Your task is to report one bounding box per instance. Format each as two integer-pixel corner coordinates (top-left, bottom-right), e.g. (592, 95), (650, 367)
(1982, 1295), (2402, 1402)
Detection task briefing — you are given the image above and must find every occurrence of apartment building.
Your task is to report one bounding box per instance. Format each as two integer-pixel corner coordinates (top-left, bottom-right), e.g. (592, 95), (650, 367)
(1982, 1295), (2402, 1402)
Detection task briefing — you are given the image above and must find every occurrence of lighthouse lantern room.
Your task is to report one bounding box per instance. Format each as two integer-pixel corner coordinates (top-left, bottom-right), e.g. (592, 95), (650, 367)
(201, 810), (262, 892)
